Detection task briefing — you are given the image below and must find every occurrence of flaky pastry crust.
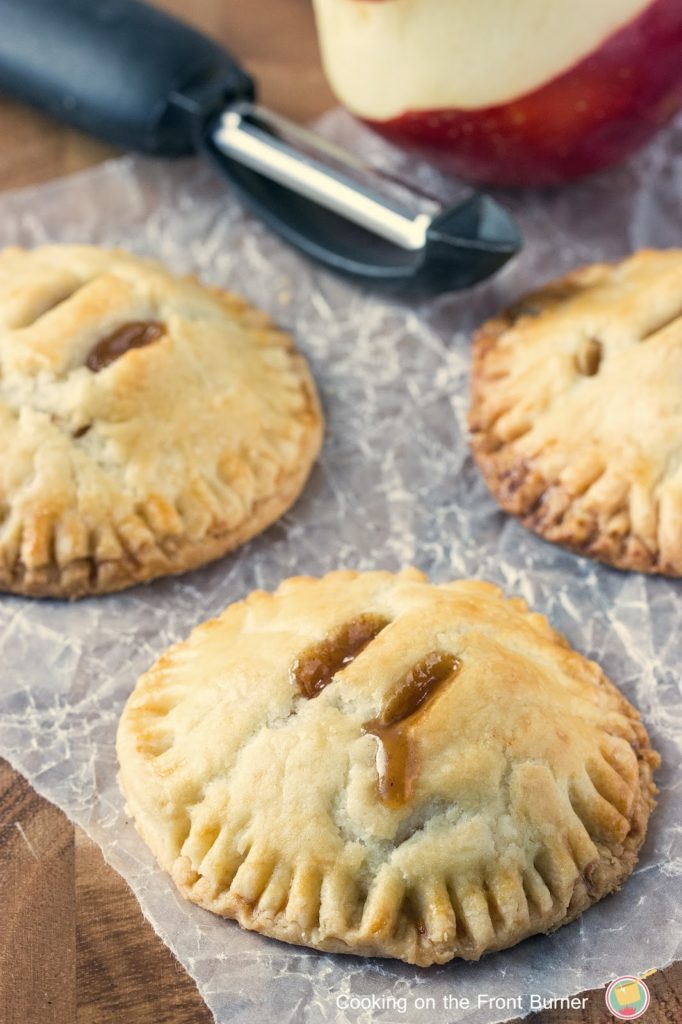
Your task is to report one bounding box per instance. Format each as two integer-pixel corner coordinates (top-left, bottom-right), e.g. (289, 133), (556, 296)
(0, 246), (322, 597)
(117, 569), (659, 966)
(469, 249), (682, 574)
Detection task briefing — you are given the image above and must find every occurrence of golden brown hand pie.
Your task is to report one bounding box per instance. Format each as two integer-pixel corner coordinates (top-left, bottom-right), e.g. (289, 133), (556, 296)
(117, 569), (659, 965)
(0, 246), (322, 597)
(469, 249), (682, 575)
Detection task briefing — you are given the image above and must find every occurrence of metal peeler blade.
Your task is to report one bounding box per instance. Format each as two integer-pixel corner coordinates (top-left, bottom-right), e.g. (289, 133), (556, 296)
(207, 103), (521, 297)
(0, 0), (522, 297)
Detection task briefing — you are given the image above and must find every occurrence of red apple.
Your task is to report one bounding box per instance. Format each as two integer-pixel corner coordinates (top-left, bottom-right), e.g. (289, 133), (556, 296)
(313, 0), (682, 186)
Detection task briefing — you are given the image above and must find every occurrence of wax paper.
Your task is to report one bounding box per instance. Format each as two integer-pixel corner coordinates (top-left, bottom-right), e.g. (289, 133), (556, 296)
(0, 109), (681, 1024)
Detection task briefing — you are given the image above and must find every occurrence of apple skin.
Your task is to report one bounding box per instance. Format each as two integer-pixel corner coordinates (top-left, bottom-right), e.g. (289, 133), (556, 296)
(361, 0), (682, 186)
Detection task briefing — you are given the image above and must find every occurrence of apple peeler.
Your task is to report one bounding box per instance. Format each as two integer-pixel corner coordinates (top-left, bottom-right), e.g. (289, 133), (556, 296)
(0, 0), (521, 297)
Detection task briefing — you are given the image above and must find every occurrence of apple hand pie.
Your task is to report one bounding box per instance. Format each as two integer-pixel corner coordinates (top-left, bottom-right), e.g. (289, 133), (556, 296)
(117, 569), (659, 965)
(469, 249), (682, 574)
(0, 246), (322, 597)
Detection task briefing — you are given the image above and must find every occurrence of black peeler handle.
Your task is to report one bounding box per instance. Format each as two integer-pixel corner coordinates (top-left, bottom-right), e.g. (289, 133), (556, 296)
(0, 0), (254, 154)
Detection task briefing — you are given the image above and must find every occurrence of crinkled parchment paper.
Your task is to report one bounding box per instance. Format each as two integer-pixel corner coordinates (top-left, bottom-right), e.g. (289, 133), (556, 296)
(0, 110), (681, 1024)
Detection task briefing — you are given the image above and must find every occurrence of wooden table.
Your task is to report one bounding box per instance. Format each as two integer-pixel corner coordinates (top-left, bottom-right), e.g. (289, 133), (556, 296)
(0, 2), (679, 1022)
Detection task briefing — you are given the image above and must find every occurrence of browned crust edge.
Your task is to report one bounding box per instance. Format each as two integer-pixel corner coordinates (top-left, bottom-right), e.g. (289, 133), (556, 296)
(118, 574), (660, 966)
(2, 428), (322, 600)
(468, 265), (681, 576)
(166, 688), (658, 966)
(0, 291), (324, 600)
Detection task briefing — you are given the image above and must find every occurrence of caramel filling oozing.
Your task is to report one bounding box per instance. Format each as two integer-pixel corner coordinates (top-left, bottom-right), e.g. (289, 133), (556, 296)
(364, 652), (460, 809)
(291, 614), (390, 700)
(85, 320), (165, 372)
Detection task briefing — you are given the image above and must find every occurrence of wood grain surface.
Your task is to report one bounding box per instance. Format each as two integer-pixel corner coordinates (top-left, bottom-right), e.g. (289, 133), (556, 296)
(0, 2), (679, 1022)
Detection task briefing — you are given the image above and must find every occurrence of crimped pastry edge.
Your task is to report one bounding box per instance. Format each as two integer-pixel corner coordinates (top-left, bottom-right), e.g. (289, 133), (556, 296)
(117, 570), (660, 966)
(0, 275), (323, 599)
(1, 433), (321, 599)
(468, 259), (682, 576)
(169, 676), (658, 966)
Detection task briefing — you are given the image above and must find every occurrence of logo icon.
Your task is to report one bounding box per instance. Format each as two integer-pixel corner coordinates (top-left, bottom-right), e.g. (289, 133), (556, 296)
(605, 977), (650, 1020)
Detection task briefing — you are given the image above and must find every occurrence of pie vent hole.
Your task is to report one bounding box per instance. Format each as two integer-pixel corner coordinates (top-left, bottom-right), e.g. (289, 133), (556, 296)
(290, 613), (390, 699)
(364, 652), (461, 809)
(85, 320), (166, 372)
(14, 282), (84, 329)
(575, 337), (602, 377)
(640, 308), (682, 340)
(72, 424), (92, 439)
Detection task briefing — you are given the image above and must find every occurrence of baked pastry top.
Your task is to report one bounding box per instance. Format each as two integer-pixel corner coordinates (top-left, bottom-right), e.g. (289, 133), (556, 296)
(469, 249), (682, 574)
(117, 569), (658, 966)
(0, 246), (322, 597)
